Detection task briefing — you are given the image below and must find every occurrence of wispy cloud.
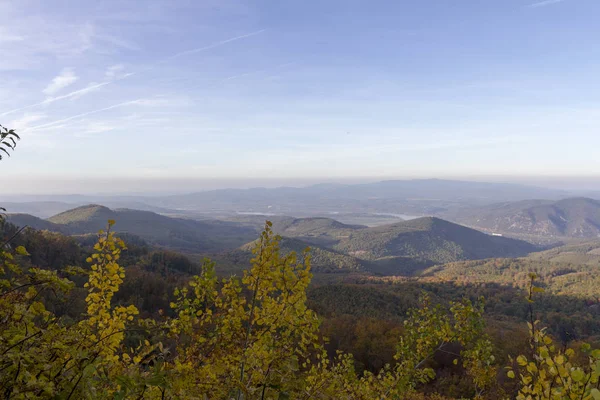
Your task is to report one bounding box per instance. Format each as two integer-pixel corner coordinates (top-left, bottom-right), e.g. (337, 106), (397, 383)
(1, 29), (266, 117)
(163, 29), (266, 62)
(528, 0), (565, 8)
(1, 81), (114, 117)
(23, 97), (151, 132)
(9, 114), (46, 131)
(43, 68), (79, 95)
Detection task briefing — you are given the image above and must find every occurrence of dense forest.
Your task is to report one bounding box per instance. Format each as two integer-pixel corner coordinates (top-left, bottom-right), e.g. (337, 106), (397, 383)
(1, 218), (600, 399)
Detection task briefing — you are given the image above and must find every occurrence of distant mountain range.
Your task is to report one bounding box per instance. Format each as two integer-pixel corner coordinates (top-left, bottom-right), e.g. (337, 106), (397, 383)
(444, 197), (600, 239)
(144, 179), (571, 216)
(0, 179), (577, 218)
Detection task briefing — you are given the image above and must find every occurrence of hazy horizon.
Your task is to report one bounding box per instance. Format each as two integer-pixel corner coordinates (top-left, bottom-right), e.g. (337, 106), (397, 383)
(2, 175), (600, 197)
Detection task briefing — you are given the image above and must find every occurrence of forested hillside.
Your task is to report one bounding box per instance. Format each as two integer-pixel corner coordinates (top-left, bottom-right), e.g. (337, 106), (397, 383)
(2, 217), (599, 399)
(8, 204), (258, 252)
(333, 217), (537, 274)
(445, 197), (600, 239)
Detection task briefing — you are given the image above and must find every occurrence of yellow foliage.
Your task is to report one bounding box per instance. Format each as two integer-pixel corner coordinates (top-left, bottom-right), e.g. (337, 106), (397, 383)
(3, 220), (597, 399)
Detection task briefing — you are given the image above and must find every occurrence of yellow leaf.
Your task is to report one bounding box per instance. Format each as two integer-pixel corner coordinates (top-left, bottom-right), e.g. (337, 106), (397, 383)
(15, 246), (29, 256)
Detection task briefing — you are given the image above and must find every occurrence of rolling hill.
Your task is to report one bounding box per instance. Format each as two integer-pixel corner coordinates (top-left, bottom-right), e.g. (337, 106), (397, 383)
(1, 202), (78, 218)
(229, 216), (540, 276)
(6, 213), (69, 233)
(8, 205), (540, 276)
(526, 240), (600, 266)
(11, 205), (258, 253)
(230, 236), (366, 273)
(444, 197), (600, 239)
(270, 217), (365, 246)
(223, 215), (367, 245)
(423, 256), (600, 300)
(332, 217), (537, 275)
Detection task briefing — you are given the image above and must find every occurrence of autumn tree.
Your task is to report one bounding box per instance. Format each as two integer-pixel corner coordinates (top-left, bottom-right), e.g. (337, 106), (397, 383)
(507, 275), (600, 400)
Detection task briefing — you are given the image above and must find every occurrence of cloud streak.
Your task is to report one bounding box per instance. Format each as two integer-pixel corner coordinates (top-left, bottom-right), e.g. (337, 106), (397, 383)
(23, 97), (155, 132)
(163, 29), (266, 62)
(0, 80), (121, 117)
(528, 0), (565, 8)
(0, 29), (266, 117)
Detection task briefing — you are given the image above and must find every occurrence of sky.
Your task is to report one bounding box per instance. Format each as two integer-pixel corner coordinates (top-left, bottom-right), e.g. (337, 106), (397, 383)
(1, 0), (600, 194)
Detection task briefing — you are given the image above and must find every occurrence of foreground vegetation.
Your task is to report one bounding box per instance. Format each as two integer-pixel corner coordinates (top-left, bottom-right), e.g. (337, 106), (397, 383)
(0, 219), (599, 399)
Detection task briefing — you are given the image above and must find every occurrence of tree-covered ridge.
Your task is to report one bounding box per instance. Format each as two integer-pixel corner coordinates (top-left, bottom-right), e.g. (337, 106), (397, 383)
(9, 209), (541, 278)
(333, 217), (536, 272)
(444, 197), (600, 239)
(7, 213), (68, 233)
(527, 240), (600, 265)
(270, 217), (366, 244)
(8, 204), (258, 253)
(237, 236), (365, 273)
(423, 254), (600, 300)
(225, 215), (367, 246)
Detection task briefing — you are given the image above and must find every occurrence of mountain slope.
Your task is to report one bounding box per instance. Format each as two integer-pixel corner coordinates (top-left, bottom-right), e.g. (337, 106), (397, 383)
(46, 205), (257, 252)
(271, 217), (365, 246)
(223, 216), (366, 246)
(423, 256), (600, 299)
(220, 236), (365, 274)
(6, 213), (69, 233)
(526, 240), (600, 265)
(1, 202), (79, 218)
(333, 217), (537, 274)
(445, 197), (600, 239)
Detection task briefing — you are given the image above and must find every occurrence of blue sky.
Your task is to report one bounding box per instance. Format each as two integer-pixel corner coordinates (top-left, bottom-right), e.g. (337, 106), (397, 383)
(1, 0), (599, 193)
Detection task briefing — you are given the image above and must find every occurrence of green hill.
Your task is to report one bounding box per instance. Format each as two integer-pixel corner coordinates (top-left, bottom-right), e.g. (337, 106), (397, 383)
(48, 204), (116, 228)
(227, 236), (365, 274)
(271, 217), (365, 246)
(43, 205), (258, 252)
(225, 215), (365, 244)
(423, 256), (600, 300)
(526, 240), (600, 265)
(333, 217), (537, 274)
(421, 239), (600, 299)
(445, 197), (600, 239)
